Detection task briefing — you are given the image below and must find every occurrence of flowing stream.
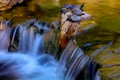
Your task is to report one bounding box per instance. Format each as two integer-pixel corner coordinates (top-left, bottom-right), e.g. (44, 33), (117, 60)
(0, 19), (101, 80)
(0, 20), (11, 50)
(0, 20), (65, 80)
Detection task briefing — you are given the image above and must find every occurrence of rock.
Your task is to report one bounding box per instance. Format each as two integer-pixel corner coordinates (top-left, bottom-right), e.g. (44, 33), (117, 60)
(61, 11), (72, 25)
(80, 12), (92, 20)
(51, 21), (60, 30)
(0, 0), (24, 11)
(72, 8), (83, 16)
(67, 15), (81, 22)
(60, 4), (93, 49)
(61, 7), (68, 14)
(62, 4), (73, 10)
(61, 21), (72, 34)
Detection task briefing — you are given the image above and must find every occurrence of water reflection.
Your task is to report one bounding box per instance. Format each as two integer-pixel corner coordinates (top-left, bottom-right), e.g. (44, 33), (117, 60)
(0, 0), (120, 57)
(0, 0), (120, 32)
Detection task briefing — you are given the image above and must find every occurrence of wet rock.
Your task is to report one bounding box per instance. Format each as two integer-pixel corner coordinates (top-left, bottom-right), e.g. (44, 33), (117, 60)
(34, 21), (52, 33)
(61, 21), (72, 34)
(72, 8), (83, 16)
(9, 26), (19, 52)
(60, 4), (93, 49)
(0, 0), (24, 11)
(61, 7), (68, 14)
(61, 4), (77, 14)
(61, 11), (72, 25)
(67, 15), (81, 22)
(79, 3), (84, 11)
(38, 29), (44, 34)
(62, 4), (73, 10)
(9, 19), (56, 52)
(80, 12), (92, 20)
(51, 21), (60, 30)
(23, 19), (37, 27)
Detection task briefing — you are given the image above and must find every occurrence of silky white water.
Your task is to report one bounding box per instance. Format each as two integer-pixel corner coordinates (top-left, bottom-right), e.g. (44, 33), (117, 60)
(0, 20), (65, 80)
(0, 20), (11, 50)
(0, 20), (101, 80)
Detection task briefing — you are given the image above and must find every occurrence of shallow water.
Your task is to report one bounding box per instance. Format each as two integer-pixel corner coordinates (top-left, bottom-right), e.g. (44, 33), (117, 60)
(0, 0), (120, 46)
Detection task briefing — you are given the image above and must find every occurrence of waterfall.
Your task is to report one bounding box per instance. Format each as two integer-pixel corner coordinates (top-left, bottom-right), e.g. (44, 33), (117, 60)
(0, 20), (65, 80)
(59, 41), (101, 80)
(18, 26), (44, 56)
(0, 19), (101, 80)
(0, 20), (11, 50)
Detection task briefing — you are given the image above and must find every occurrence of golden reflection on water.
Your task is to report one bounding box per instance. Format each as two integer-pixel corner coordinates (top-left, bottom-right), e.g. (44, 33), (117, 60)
(32, 0), (120, 32)
(0, 0), (120, 39)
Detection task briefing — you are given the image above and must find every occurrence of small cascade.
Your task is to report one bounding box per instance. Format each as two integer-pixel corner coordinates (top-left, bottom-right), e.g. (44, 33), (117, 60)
(18, 26), (29, 52)
(18, 26), (44, 56)
(9, 20), (50, 55)
(0, 19), (102, 80)
(0, 20), (65, 80)
(0, 4), (102, 80)
(0, 20), (11, 50)
(59, 41), (101, 80)
(86, 59), (101, 80)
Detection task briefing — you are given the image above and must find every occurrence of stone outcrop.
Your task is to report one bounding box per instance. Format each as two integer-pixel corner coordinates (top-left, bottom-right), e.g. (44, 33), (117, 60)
(0, 0), (24, 11)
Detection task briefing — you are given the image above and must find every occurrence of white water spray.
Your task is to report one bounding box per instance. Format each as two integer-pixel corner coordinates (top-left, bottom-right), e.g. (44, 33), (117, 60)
(0, 20), (11, 50)
(0, 21), (65, 80)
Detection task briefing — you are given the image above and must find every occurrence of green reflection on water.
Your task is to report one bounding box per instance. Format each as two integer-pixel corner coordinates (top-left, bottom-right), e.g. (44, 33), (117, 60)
(0, 0), (120, 45)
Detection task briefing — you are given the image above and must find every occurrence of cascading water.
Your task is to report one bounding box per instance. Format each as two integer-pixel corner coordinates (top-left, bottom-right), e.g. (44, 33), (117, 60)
(59, 41), (101, 80)
(0, 19), (102, 80)
(0, 4), (101, 80)
(0, 20), (65, 80)
(18, 25), (43, 55)
(0, 20), (11, 50)
(58, 4), (101, 80)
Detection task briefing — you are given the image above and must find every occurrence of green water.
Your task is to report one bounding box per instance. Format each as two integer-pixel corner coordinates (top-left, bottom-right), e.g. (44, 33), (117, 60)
(0, 0), (120, 46)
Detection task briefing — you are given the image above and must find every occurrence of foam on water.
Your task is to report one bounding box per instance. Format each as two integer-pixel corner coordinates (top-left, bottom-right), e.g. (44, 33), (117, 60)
(0, 19), (101, 80)
(0, 20), (66, 80)
(0, 20), (11, 50)
(0, 51), (65, 80)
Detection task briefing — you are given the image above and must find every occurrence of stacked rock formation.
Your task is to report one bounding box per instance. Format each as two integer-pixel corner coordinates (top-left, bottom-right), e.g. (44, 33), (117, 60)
(60, 4), (92, 49)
